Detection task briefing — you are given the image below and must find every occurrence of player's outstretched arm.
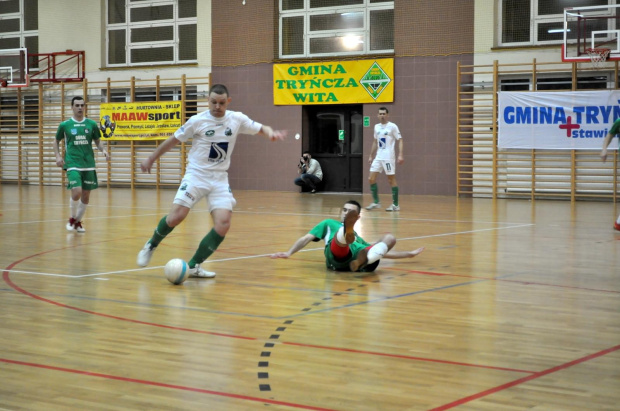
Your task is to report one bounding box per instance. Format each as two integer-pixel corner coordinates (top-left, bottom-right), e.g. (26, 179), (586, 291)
(601, 132), (615, 162)
(270, 233), (316, 259)
(140, 135), (180, 173)
(259, 125), (288, 142)
(383, 247), (425, 259)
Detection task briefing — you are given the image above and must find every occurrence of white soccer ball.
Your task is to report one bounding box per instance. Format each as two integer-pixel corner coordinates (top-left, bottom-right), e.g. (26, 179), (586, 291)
(164, 258), (189, 285)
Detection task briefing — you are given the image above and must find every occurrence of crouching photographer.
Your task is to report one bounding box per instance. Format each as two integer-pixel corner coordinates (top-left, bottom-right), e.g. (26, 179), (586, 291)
(294, 151), (323, 193)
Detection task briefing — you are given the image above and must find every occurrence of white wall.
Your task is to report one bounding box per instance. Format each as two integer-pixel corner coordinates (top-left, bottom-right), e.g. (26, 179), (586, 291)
(37, 0), (211, 83)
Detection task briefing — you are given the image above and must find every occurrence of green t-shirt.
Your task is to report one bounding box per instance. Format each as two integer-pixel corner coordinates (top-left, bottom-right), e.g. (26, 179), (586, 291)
(309, 219), (371, 271)
(55, 117), (102, 170)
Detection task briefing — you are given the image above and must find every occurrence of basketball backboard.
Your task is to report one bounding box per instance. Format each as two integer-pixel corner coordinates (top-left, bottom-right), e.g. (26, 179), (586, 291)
(0, 48), (29, 88)
(562, 4), (620, 63)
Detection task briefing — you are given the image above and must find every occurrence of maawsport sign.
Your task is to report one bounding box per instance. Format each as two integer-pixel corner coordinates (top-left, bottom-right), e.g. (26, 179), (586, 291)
(498, 90), (620, 149)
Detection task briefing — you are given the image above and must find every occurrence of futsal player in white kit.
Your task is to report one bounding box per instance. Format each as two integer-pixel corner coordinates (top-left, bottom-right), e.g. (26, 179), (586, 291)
(365, 107), (404, 212)
(137, 84), (287, 277)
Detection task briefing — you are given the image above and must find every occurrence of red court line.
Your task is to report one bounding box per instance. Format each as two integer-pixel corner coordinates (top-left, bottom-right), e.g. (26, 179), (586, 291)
(3, 265), (535, 374)
(429, 343), (620, 411)
(1, 252), (534, 375)
(0, 358), (335, 411)
(2, 269), (254, 341)
(283, 341), (535, 374)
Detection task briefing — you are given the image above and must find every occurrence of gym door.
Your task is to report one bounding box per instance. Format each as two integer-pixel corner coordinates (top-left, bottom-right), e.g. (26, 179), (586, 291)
(305, 105), (363, 192)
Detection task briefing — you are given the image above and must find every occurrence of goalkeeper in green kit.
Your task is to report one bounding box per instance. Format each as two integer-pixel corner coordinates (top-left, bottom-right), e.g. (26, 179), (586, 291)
(54, 96), (109, 233)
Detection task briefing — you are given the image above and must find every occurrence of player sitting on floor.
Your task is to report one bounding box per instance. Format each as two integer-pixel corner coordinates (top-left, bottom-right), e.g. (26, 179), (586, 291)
(270, 200), (424, 272)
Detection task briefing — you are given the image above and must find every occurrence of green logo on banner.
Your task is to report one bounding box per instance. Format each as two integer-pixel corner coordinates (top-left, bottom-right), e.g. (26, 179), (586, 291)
(363, 116), (370, 127)
(360, 62), (391, 100)
(338, 130), (344, 141)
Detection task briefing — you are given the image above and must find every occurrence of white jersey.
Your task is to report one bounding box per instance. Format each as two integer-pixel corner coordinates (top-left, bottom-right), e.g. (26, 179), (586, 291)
(174, 110), (262, 174)
(373, 121), (401, 161)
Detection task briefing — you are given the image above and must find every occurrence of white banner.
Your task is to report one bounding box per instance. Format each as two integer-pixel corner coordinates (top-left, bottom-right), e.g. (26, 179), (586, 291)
(498, 90), (620, 149)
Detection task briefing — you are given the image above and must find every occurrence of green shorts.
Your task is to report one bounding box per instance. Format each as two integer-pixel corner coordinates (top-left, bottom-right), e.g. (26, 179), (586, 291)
(324, 241), (378, 272)
(66, 169), (98, 190)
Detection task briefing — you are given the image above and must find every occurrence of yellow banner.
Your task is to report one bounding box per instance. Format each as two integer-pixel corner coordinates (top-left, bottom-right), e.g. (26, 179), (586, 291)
(273, 58), (394, 105)
(99, 101), (182, 140)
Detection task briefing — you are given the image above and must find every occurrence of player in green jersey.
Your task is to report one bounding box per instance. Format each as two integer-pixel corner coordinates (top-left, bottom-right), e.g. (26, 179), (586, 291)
(54, 96), (109, 233)
(270, 200), (424, 272)
(601, 118), (620, 231)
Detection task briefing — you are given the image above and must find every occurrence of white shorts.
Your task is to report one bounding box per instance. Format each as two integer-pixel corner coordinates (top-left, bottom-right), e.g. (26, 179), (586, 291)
(173, 171), (237, 212)
(369, 158), (396, 175)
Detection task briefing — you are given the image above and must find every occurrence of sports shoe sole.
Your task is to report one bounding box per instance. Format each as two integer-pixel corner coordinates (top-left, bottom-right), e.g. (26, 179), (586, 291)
(343, 209), (358, 244)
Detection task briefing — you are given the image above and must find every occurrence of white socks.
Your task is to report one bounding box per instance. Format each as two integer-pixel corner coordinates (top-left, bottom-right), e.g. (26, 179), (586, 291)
(617, 215), (620, 224)
(75, 200), (88, 222)
(70, 198), (78, 219)
(336, 227), (346, 244)
(367, 242), (388, 264)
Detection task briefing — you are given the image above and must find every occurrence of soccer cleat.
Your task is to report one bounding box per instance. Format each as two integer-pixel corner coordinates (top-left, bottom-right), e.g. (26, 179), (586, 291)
(137, 241), (156, 267)
(365, 203), (381, 210)
(349, 248), (368, 272)
(74, 220), (86, 233)
(187, 264), (216, 278)
(385, 204), (400, 212)
(614, 221), (620, 231)
(66, 218), (76, 232)
(343, 209), (358, 244)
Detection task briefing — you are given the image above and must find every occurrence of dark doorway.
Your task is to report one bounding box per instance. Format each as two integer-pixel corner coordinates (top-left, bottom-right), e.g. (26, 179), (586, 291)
(304, 104), (363, 192)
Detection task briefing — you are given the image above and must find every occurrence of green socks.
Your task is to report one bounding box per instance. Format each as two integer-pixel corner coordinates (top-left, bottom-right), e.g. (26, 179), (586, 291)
(150, 216), (174, 247)
(370, 183), (379, 203)
(392, 186), (399, 206)
(188, 228), (225, 268)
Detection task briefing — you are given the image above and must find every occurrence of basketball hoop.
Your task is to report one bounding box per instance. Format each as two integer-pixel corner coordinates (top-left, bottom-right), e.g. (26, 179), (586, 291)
(585, 48), (611, 68)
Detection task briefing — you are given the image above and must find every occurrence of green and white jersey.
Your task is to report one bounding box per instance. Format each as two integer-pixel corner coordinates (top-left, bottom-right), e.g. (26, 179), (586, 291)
(55, 117), (102, 170)
(309, 219), (371, 271)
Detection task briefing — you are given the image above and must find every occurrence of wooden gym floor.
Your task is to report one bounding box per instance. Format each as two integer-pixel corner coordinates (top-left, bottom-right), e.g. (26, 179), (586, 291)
(0, 184), (619, 410)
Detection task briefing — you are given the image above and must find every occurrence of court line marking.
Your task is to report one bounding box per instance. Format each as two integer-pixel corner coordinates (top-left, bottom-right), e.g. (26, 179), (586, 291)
(0, 358), (335, 411)
(429, 343), (620, 411)
(0, 207), (532, 226)
(3, 223), (534, 278)
(1, 269), (537, 375)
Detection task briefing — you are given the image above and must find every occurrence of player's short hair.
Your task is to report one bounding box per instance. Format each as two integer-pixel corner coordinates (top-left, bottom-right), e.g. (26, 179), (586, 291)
(302, 150), (311, 156)
(209, 84), (229, 97)
(379, 107), (388, 114)
(345, 200), (362, 213)
(71, 96), (85, 106)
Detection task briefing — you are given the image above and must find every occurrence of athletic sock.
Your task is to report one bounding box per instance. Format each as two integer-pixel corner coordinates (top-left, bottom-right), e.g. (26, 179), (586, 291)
(75, 200), (88, 222)
(370, 183), (379, 203)
(188, 228), (225, 267)
(70, 198), (78, 218)
(391, 186), (399, 206)
(150, 216), (174, 247)
(617, 214), (620, 224)
(336, 226), (346, 244)
(329, 237), (350, 259)
(367, 242), (388, 264)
